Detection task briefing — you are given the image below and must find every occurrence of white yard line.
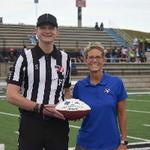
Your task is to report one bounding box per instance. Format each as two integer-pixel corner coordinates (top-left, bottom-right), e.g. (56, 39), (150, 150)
(14, 131), (19, 134)
(68, 148), (75, 150)
(69, 125), (80, 129)
(129, 148), (150, 150)
(127, 109), (150, 114)
(128, 99), (150, 103)
(143, 124), (150, 127)
(128, 92), (150, 95)
(0, 112), (19, 117)
(129, 141), (150, 145)
(127, 136), (150, 142)
(0, 144), (5, 150)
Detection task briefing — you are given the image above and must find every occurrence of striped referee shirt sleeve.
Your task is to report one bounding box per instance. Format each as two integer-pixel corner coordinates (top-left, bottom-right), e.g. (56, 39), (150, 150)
(8, 51), (26, 87)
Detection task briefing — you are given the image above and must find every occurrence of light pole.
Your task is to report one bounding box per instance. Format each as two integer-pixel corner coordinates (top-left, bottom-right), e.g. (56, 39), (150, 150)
(78, 7), (82, 27)
(34, 0), (39, 22)
(76, 0), (86, 27)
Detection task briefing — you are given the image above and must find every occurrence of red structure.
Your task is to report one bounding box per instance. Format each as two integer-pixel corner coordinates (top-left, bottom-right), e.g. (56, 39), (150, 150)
(76, 0), (86, 27)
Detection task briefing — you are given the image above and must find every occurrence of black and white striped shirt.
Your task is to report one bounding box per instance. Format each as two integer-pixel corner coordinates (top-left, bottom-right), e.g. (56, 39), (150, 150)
(8, 45), (71, 105)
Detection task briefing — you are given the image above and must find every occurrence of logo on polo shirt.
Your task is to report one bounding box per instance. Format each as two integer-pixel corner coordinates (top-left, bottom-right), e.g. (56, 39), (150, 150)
(104, 88), (110, 93)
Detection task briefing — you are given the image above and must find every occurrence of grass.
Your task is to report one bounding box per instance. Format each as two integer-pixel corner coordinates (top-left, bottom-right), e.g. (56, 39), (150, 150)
(0, 94), (150, 150)
(121, 29), (150, 39)
(127, 94), (150, 141)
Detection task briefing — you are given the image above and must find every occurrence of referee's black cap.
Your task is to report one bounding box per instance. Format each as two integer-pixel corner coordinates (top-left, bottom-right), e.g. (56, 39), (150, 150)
(36, 13), (58, 27)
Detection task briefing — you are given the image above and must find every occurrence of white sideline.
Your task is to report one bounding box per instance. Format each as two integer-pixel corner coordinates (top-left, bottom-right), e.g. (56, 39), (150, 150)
(128, 99), (150, 103)
(143, 124), (150, 127)
(68, 148), (74, 150)
(127, 109), (150, 114)
(0, 144), (5, 150)
(129, 148), (150, 150)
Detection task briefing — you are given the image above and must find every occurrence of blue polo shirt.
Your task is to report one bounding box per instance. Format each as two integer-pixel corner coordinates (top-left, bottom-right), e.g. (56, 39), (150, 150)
(73, 73), (128, 150)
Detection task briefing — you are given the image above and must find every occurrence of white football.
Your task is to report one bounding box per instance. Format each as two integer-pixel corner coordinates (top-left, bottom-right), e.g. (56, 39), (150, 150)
(55, 98), (91, 120)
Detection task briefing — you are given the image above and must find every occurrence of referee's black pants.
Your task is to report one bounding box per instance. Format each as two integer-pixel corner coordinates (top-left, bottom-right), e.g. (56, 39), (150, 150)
(18, 113), (69, 150)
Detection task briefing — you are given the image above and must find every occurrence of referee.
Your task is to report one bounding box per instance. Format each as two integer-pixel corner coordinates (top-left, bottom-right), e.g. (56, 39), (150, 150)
(6, 13), (71, 150)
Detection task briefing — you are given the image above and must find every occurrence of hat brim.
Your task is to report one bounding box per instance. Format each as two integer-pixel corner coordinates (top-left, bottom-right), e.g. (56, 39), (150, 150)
(37, 22), (58, 27)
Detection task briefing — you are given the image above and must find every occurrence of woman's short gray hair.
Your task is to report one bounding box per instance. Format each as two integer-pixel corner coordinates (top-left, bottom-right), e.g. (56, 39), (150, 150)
(84, 42), (105, 58)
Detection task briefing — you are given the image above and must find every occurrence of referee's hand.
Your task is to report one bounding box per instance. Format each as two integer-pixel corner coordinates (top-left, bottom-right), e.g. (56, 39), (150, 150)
(43, 104), (65, 120)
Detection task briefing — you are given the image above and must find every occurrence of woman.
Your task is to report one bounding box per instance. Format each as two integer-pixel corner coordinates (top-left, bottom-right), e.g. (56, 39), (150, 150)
(73, 42), (128, 150)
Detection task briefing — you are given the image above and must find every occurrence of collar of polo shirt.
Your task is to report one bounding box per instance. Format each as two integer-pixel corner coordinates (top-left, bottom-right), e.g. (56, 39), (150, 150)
(85, 73), (108, 86)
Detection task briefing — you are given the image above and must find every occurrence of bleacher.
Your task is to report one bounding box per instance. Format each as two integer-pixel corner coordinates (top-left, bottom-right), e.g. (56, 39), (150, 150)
(56, 26), (121, 49)
(0, 23), (150, 92)
(71, 62), (150, 92)
(0, 24), (35, 49)
(0, 23), (120, 50)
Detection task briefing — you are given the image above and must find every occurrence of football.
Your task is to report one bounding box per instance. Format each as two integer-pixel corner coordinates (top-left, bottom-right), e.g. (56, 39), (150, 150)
(55, 98), (91, 120)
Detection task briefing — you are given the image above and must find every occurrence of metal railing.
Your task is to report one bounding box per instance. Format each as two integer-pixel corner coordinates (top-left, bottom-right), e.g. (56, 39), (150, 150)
(113, 28), (133, 47)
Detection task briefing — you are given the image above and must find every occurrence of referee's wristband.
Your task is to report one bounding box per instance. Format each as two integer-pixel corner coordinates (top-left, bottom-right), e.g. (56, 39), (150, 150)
(39, 104), (44, 115)
(33, 103), (44, 114)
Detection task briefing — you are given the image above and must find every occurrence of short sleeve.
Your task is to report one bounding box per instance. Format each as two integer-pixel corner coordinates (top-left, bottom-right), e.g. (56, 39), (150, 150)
(116, 78), (128, 102)
(73, 82), (79, 99)
(8, 52), (26, 87)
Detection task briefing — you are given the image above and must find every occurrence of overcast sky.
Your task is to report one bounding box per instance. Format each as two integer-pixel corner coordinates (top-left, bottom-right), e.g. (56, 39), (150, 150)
(0, 0), (150, 32)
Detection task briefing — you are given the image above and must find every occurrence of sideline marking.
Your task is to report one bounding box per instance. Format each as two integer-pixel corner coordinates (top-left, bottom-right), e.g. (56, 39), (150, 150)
(128, 92), (150, 95)
(69, 125), (80, 129)
(127, 109), (150, 114)
(143, 124), (150, 127)
(129, 148), (150, 150)
(129, 141), (150, 145)
(0, 112), (19, 117)
(0, 144), (5, 150)
(127, 136), (150, 142)
(128, 99), (150, 103)
(14, 131), (19, 134)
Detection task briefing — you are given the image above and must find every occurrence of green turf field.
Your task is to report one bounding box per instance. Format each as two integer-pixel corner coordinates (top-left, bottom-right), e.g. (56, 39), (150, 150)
(0, 94), (150, 150)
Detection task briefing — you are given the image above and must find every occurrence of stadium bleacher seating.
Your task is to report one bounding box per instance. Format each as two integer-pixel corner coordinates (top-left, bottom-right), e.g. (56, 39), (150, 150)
(0, 23), (120, 50)
(71, 62), (150, 91)
(0, 23), (150, 92)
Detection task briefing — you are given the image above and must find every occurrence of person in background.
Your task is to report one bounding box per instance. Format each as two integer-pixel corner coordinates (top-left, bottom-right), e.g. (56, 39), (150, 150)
(29, 33), (38, 45)
(99, 22), (104, 31)
(71, 59), (77, 75)
(79, 48), (84, 62)
(73, 42), (128, 150)
(95, 22), (99, 31)
(6, 13), (71, 150)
